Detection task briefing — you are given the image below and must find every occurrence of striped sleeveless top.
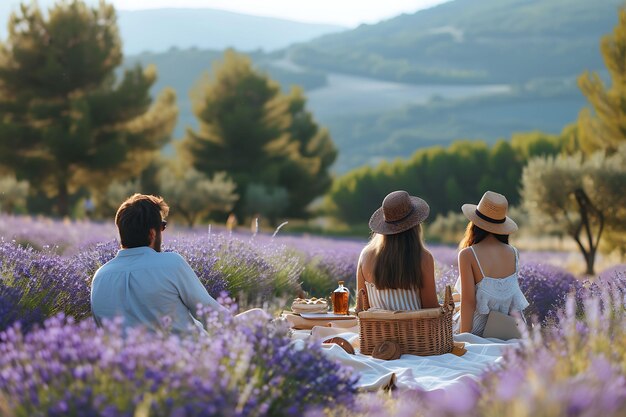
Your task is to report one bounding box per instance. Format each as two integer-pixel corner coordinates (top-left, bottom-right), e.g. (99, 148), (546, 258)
(365, 280), (421, 310)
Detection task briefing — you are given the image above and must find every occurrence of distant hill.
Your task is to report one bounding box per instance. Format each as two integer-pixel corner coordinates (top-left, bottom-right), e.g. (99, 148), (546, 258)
(0, 2), (345, 54)
(2, 0), (621, 173)
(124, 48), (327, 141)
(125, 0), (621, 172)
(125, 47), (591, 172)
(287, 0), (622, 84)
(117, 9), (345, 54)
(323, 79), (587, 170)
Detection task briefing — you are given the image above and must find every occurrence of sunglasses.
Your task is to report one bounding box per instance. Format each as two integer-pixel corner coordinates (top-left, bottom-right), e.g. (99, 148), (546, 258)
(161, 220), (167, 231)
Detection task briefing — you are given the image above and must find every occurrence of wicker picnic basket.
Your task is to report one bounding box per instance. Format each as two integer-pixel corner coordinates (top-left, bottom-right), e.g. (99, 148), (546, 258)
(356, 285), (455, 357)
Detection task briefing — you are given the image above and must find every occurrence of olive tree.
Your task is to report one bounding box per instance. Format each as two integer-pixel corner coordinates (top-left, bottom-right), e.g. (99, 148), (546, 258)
(97, 179), (141, 218)
(521, 147), (626, 274)
(159, 168), (238, 227)
(0, 175), (29, 213)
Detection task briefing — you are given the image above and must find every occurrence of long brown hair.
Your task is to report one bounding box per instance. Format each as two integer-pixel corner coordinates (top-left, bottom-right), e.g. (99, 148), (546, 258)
(366, 224), (425, 290)
(459, 222), (509, 249)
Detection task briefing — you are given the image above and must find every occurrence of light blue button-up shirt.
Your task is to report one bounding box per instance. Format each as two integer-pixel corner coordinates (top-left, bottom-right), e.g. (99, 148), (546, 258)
(91, 246), (225, 334)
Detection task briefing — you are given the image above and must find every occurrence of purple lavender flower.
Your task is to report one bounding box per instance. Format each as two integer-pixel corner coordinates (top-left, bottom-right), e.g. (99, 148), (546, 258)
(0, 312), (357, 416)
(518, 263), (582, 323)
(0, 282), (22, 331)
(0, 214), (117, 255)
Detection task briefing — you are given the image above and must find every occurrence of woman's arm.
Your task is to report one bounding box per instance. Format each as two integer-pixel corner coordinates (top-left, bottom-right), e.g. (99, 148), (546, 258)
(420, 251), (440, 309)
(458, 248), (477, 333)
(356, 249), (367, 296)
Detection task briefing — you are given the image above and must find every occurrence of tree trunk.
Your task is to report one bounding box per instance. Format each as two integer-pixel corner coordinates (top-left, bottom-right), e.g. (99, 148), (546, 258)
(572, 234), (593, 275)
(186, 216), (196, 228)
(584, 252), (596, 276)
(269, 217), (276, 229)
(572, 189), (604, 276)
(57, 180), (69, 217)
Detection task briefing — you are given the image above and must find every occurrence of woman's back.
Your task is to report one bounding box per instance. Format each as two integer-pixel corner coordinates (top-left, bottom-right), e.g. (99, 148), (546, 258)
(457, 190), (528, 336)
(467, 243), (528, 335)
(357, 190), (440, 311)
(470, 242), (517, 281)
(359, 244), (438, 311)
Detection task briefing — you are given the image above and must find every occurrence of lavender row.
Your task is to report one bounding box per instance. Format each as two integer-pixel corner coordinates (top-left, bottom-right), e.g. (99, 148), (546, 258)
(2, 232), (625, 332)
(0, 215), (116, 255)
(0, 303), (358, 417)
(0, 233), (304, 332)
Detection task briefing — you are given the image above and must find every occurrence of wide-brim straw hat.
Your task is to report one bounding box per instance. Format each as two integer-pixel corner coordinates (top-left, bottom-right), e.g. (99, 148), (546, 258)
(461, 191), (518, 235)
(369, 190), (430, 235)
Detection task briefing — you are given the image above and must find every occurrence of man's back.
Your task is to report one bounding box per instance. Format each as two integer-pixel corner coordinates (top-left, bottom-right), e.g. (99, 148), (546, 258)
(91, 246), (223, 333)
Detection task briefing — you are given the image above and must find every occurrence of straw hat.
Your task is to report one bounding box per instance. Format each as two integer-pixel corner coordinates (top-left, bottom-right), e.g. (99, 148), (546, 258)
(369, 190), (430, 235)
(461, 191), (518, 235)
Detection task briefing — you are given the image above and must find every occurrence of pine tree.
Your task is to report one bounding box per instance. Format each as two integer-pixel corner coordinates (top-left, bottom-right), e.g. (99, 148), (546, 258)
(182, 50), (336, 218)
(578, 8), (626, 154)
(0, 1), (177, 216)
(278, 87), (337, 218)
(182, 50), (290, 210)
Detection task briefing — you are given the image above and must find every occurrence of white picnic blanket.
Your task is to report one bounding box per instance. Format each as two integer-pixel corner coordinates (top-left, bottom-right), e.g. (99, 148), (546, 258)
(292, 325), (519, 393)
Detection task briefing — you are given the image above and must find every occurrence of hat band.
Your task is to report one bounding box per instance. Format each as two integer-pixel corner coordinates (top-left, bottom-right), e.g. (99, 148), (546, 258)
(385, 206), (415, 224)
(475, 209), (506, 224)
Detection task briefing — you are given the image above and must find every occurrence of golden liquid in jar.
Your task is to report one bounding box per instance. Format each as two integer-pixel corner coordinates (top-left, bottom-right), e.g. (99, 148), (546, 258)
(332, 290), (349, 315)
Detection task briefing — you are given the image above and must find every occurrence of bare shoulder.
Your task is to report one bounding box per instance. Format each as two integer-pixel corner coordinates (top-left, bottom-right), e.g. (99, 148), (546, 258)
(359, 246), (375, 264)
(358, 246), (377, 281)
(457, 247), (473, 263)
(421, 248), (434, 263)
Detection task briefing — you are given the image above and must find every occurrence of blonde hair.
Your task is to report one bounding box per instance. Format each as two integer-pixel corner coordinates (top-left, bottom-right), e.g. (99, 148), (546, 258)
(364, 224), (425, 290)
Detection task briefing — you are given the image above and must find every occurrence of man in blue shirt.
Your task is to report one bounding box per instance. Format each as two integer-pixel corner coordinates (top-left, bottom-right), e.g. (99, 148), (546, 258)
(91, 193), (226, 333)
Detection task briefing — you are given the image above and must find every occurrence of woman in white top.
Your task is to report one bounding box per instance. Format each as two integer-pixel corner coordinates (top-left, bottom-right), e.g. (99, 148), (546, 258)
(457, 191), (529, 336)
(357, 191), (440, 311)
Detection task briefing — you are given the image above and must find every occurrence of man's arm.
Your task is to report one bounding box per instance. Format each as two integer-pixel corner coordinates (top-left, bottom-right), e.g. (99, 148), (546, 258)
(174, 255), (228, 316)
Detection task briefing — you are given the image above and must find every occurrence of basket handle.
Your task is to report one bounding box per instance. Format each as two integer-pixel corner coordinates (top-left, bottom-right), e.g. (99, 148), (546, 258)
(356, 288), (370, 313)
(443, 285), (454, 312)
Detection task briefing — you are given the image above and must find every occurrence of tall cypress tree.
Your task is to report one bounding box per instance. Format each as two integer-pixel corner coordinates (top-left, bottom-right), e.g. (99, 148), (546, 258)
(0, 1), (177, 215)
(578, 8), (626, 155)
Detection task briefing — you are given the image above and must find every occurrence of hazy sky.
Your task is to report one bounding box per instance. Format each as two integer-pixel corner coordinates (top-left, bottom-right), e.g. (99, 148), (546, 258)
(108, 0), (449, 27)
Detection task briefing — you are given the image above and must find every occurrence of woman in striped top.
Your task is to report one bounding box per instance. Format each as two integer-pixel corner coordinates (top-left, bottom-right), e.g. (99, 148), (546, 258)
(356, 191), (440, 311)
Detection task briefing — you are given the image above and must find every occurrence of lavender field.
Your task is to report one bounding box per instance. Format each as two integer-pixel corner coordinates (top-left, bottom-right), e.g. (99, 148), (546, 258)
(0, 215), (625, 417)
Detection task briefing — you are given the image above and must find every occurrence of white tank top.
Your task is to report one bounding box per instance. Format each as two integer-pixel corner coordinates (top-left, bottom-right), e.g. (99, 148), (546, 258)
(468, 245), (529, 336)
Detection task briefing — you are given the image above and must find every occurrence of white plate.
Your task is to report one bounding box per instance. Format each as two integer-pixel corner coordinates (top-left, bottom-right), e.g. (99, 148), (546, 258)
(299, 313), (355, 320)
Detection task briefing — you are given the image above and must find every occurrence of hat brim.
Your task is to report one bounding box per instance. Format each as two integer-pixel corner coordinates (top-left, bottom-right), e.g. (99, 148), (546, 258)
(369, 196), (430, 235)
(461, 204), (518, 235)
